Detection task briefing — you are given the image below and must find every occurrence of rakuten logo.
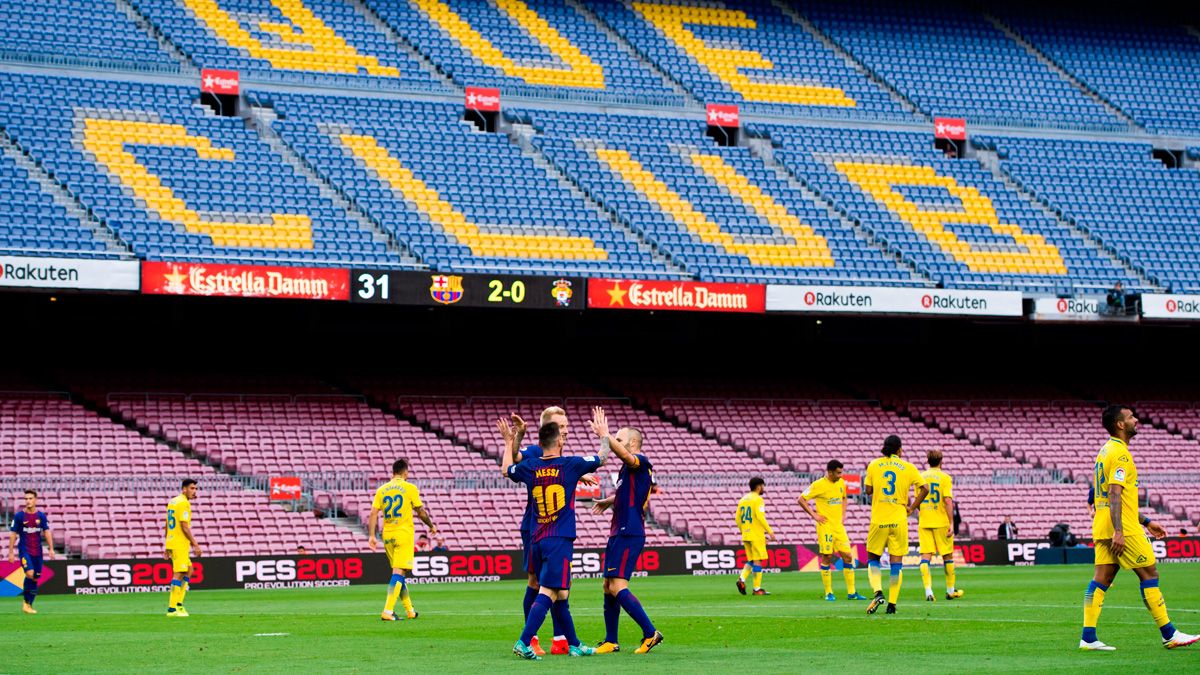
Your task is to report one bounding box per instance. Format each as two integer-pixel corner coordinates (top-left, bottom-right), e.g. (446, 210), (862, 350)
(1, 262), (79, 282)
(925, 294), (988, 311)
(1164, 298), (1200, 314)
(804, 291), (873, 308)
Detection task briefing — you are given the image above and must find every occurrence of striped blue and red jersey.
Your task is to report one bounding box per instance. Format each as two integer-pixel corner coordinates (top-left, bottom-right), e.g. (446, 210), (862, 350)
(9, 511), (49, 558)
(611, 455), (654, 537)
(517, 444), (543, 534)
(508, 454), (601, 542)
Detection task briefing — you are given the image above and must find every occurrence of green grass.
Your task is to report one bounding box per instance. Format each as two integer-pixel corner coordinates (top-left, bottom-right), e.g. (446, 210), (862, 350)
(5, 564), (1200, 673)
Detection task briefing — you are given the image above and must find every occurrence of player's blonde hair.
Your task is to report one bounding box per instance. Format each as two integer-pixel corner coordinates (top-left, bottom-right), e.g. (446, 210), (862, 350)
(540, 406), (566, 426)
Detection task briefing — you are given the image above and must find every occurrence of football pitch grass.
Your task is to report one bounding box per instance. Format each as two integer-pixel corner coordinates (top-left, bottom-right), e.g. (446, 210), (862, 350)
(6, 563), (1200, 673)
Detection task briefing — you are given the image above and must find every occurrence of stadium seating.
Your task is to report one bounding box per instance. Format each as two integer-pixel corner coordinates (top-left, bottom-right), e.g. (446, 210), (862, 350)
(801, 1), (1124, 130)
(0, 394), (361, 558)
(520, 109), (914, 284)
(980, 135), (1200, 292)
(0, 0), (180, 71)
(0, 148), (117, 257)
(0, 73), (397, 266)
(588, 0), (908, 119)
(767, 125), (1141, 292)
(126, 0), (443, 90)
(1002, 11), (1200, 134)
(362, 0), (682, 105)
(266, 92), (673, 276)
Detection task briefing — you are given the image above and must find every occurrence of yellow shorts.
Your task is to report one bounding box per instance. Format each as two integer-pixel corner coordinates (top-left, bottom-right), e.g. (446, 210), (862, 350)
(866, 522), (909, 557)
(817, 524), (851, 556)
(167, 547), (192, 573)
(742, 538), (767, 562)
(385, 534), (415, 570)
(918, 527), (954, 556)
(1094, 533), (1155, 569)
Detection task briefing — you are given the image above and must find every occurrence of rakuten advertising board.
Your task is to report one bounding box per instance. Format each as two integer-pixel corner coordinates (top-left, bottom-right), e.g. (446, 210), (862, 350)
(0, 256), (139, 291)
(1142, 293), (1200, 320)
(1032, 296), (1128, 322)
(767, 285), (1023, 317)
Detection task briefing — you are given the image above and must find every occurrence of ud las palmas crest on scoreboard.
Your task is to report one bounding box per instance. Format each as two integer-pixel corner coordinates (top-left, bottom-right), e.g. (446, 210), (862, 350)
(551, 278), (573, 307)
(430, 274), (464, 305)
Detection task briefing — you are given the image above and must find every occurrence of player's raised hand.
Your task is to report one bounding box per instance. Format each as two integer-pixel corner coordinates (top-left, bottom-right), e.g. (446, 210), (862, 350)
(580, 474), (599, 487)
(495, 417), (514, 442)
(589, 406), (609, 439)
(1147, 520), (1167, 540)
(511, 413), (526, 437)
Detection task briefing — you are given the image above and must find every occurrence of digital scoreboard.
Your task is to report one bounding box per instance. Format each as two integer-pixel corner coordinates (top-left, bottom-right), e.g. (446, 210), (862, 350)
(349, 270), (584, 310)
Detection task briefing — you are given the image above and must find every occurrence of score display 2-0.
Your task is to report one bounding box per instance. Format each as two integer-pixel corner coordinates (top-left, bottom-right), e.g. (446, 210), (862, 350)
(350, 270), (584, 310)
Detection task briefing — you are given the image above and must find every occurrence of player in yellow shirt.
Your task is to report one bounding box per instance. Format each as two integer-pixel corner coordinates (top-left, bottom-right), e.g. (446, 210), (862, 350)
(1079, 405), (1198, 651)
(368, 459), (438, 621)
(164, 478), (201, 617)
(735, 477), (775, 596)
(918, 450), (962, 602)
(863, 435), (926, 615)
(797, 460), (867, 601)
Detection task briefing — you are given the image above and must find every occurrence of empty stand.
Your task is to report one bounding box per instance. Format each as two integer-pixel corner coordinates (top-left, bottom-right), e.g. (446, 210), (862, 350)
(267, 92), (673, 276)
(0, 146), (118, 257)
(0, 0), (180, 71)
(802, 0), (1123, 130)
(0, 73), (399, 266)
(982, 135), (1200, 292)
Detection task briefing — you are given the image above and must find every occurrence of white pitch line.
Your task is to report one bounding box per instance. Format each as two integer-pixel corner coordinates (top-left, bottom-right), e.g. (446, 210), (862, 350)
(253, 632), (290, 637)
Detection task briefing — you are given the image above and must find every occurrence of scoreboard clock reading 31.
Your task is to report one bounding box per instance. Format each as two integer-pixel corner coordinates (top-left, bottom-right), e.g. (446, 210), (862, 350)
(350, 270), (584, 310)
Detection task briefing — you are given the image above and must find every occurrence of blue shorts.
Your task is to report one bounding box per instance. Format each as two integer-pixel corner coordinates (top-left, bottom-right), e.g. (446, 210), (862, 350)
(19, 554), (43, 578)
(520, 529), (533, 574)
(530, 536), (574, 590)
(604, 535), (645, 580)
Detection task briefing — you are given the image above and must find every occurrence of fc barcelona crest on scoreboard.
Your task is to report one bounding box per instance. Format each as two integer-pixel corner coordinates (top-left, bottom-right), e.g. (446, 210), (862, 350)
(430, 275), (464, 305)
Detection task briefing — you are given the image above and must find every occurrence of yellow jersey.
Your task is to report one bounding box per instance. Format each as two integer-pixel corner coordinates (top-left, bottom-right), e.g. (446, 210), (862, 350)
(372, 478), (423, 538)
(164, 494), (192, 549)
(1092, 437), (1140, 538)
(735, 492), (773, 540)
(918, 468), (954, 529)
(802, 477), (846, 527)
(864, 456), (925, 525)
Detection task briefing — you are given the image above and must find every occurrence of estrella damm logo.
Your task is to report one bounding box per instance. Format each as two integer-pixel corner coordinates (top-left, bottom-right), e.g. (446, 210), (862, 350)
(551, 278), (573, 307)
(429, 274), (464, 305)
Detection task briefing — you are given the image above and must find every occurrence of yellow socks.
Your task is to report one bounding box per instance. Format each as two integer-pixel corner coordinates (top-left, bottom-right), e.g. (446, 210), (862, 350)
(919, 561), (932, 593)
(1081, 580), (1107, 642)
(1140, 579), (1175, 640)
(868, 561), (882, 594)
(820, 566), (833, 595)
(945, 561), (956, 592)
(843, 567), (856, 595)
(400, 585), (415, 614)
(752, 571), (763, 590)
(887, 563), (903, 604)
(385, 573), (404, 613)
(739, 564), (751, 583)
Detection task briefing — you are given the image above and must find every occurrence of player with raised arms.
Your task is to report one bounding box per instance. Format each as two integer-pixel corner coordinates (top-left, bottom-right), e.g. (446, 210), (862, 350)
(797, 460), (866, 601)
(164, 478), (201, 617)
(7, 489), (54, 614)
(1079, 405), (1198, 651)
(864, 435), (927, 615)
(502, 413), (610, 660)
(588, 407), (664, 654)
(368, 458), (437, 621)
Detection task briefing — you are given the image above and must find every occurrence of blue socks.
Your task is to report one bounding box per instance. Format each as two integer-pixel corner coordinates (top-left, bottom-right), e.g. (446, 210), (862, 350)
(523, 585), (537, 620)
(550, 599), (580, 647)
(23, 577), (37, 605)
(890, 562), (903, 577)
(616, 589), (656, 639)
(520, 594), (552, 645)
(603, 593), (620, 644)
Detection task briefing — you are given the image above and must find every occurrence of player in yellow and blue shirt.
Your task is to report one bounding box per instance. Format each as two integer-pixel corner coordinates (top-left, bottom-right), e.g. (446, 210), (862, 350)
(917, 450), (962, 602)
(863, 435), (926, 616)
(735, 477), (775, 596)
(369, 458), (437, 621)
(1080, 405), (1198, 651)
(798, 460), (867, 601)
(164, 479), (201, 617)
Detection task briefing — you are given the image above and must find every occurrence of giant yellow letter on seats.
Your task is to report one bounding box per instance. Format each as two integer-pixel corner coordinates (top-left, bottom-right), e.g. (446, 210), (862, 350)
(340, 133), (606, 260)
(632, 2), (854, 106)
(596, 147), (833, 267)
(836, 161), (1066, 274)
(411, 0), (603, 87)
(182, 0), (399, 75)
(82, 119), (312, 249)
